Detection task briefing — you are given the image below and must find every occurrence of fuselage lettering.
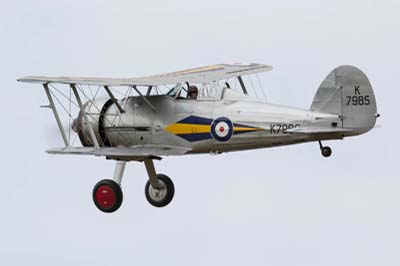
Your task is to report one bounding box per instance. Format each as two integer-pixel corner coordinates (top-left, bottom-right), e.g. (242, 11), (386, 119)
(270, 123), (300, 134)
(346, 85), (370, 106)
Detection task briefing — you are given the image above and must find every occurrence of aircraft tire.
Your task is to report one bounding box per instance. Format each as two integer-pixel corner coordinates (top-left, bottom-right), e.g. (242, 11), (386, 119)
(92, 179), (123, 213)
(145, 174), (175, 207)
(321, 146), (332, 158)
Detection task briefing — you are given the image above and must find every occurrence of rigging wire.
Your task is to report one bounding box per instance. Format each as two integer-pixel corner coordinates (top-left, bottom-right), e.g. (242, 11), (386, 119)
(234, 77), (237, 91)
(111, 87), (126, 97)
(48, 86), (79, 146)
(49, 90), (77, 121)
(71, 131), (79, 147)
(88, 85), (94, 99)
(49, 84), (79, 108)
(248, 75), (259, 99)
(256, 73), (268, 102)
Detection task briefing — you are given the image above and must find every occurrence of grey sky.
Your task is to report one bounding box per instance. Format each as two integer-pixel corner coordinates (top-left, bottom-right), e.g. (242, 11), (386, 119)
(1, 0), (399, 265)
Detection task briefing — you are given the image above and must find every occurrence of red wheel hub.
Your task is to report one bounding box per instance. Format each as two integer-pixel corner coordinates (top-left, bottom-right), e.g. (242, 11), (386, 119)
(95, 185), (116, 209)
(219, 126), (225, 132)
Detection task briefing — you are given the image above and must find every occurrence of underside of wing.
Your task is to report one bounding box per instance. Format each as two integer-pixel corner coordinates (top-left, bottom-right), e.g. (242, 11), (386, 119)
(46, 145), (192, 161)
(18, 63), (273, 86)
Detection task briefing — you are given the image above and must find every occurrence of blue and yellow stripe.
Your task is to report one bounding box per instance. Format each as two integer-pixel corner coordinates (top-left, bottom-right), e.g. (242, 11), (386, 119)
(165, 116), (262, 142)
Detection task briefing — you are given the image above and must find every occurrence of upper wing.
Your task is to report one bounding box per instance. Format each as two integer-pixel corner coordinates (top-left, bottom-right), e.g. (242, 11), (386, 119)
(18, 63), (273, 86)
(46, 145), (192, 161)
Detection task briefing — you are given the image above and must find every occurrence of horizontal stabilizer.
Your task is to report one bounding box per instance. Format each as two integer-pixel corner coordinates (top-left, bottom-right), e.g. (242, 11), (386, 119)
(46, 145), (192, 161)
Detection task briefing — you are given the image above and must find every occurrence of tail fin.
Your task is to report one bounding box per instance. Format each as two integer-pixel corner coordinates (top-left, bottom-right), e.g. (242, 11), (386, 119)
(310, 65), (378, 135)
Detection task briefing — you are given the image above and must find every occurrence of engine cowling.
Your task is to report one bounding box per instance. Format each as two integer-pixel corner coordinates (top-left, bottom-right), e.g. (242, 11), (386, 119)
(72, 97), (152, 147)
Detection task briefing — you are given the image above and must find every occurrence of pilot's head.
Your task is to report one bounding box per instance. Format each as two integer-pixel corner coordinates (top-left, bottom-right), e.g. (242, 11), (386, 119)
(188, 85), (198, 99)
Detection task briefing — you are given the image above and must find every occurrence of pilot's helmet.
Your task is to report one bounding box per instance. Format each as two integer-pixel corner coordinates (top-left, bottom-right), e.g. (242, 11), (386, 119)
(188, 85), (198, 98)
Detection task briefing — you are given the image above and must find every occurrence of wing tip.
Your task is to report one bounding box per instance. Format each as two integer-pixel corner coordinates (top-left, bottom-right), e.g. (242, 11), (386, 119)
(17, 76), (43, 83)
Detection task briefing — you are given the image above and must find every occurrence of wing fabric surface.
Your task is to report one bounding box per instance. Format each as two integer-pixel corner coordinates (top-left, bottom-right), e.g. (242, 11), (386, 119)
(18, 63), (273, 86)
(47, 145), (192, 161)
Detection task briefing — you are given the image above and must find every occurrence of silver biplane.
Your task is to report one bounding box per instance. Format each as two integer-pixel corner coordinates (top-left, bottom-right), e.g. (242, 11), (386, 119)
(18, 63), (379, 212)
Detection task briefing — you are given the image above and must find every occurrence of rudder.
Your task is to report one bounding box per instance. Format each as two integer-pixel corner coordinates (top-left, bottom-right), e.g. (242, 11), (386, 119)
(310, 65), (378, 135)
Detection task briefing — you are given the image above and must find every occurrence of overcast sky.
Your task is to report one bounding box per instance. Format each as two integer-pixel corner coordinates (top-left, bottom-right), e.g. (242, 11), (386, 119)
(1, 1), (399, 265)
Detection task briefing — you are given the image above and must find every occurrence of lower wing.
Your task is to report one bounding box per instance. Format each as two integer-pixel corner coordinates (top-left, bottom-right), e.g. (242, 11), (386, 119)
(47, 145), (192, 161)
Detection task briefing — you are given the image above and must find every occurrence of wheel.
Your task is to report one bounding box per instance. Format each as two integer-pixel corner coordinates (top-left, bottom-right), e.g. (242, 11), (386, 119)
(321, 146), (332, 158)
(145, 174), (175, 207)
(92, 179), (123, 213)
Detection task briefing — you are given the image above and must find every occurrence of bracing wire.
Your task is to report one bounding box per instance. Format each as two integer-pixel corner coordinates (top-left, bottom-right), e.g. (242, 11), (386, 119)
(248, 75), (259, 99)
(71, 131), (79, 147)
(256, 73), (268, 102)
(234, 78), (237, 91)
(88, 85), (94, 99)
(50, 90), (77, 121)
(49, 84), (79, 108)
(78, 86), (101, 114)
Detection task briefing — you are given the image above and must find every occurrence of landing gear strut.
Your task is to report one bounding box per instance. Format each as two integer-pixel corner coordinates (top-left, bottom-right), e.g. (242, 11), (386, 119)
(319, 141), (332, 158)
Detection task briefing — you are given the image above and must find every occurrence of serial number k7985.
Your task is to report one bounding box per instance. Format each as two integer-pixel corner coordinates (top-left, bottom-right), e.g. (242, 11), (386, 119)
(270, 123), (300, 134)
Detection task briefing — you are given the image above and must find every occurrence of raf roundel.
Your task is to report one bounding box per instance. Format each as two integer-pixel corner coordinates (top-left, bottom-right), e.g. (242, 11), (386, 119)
(211, 117), (233, 142)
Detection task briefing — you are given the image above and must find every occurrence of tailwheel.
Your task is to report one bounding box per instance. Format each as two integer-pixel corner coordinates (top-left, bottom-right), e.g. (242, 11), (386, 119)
(321, 146), (332, 157)
(319, 141), (332, 158)
(93, 179), (123, 213)
(145, 174), (175, 207)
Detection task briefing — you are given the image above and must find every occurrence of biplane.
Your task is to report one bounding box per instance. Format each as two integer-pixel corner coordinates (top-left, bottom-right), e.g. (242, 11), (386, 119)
(18, 63), (379, 213)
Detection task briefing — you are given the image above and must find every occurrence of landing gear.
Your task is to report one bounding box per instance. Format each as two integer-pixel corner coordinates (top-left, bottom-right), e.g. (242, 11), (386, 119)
(144, 159), (175, 207)
(93, 179), (123, 213)
(319, 141), (332, 158)
(145, 174), (175, 207)
(92, 161), (126, 213)
(92, 159), (174, 212)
